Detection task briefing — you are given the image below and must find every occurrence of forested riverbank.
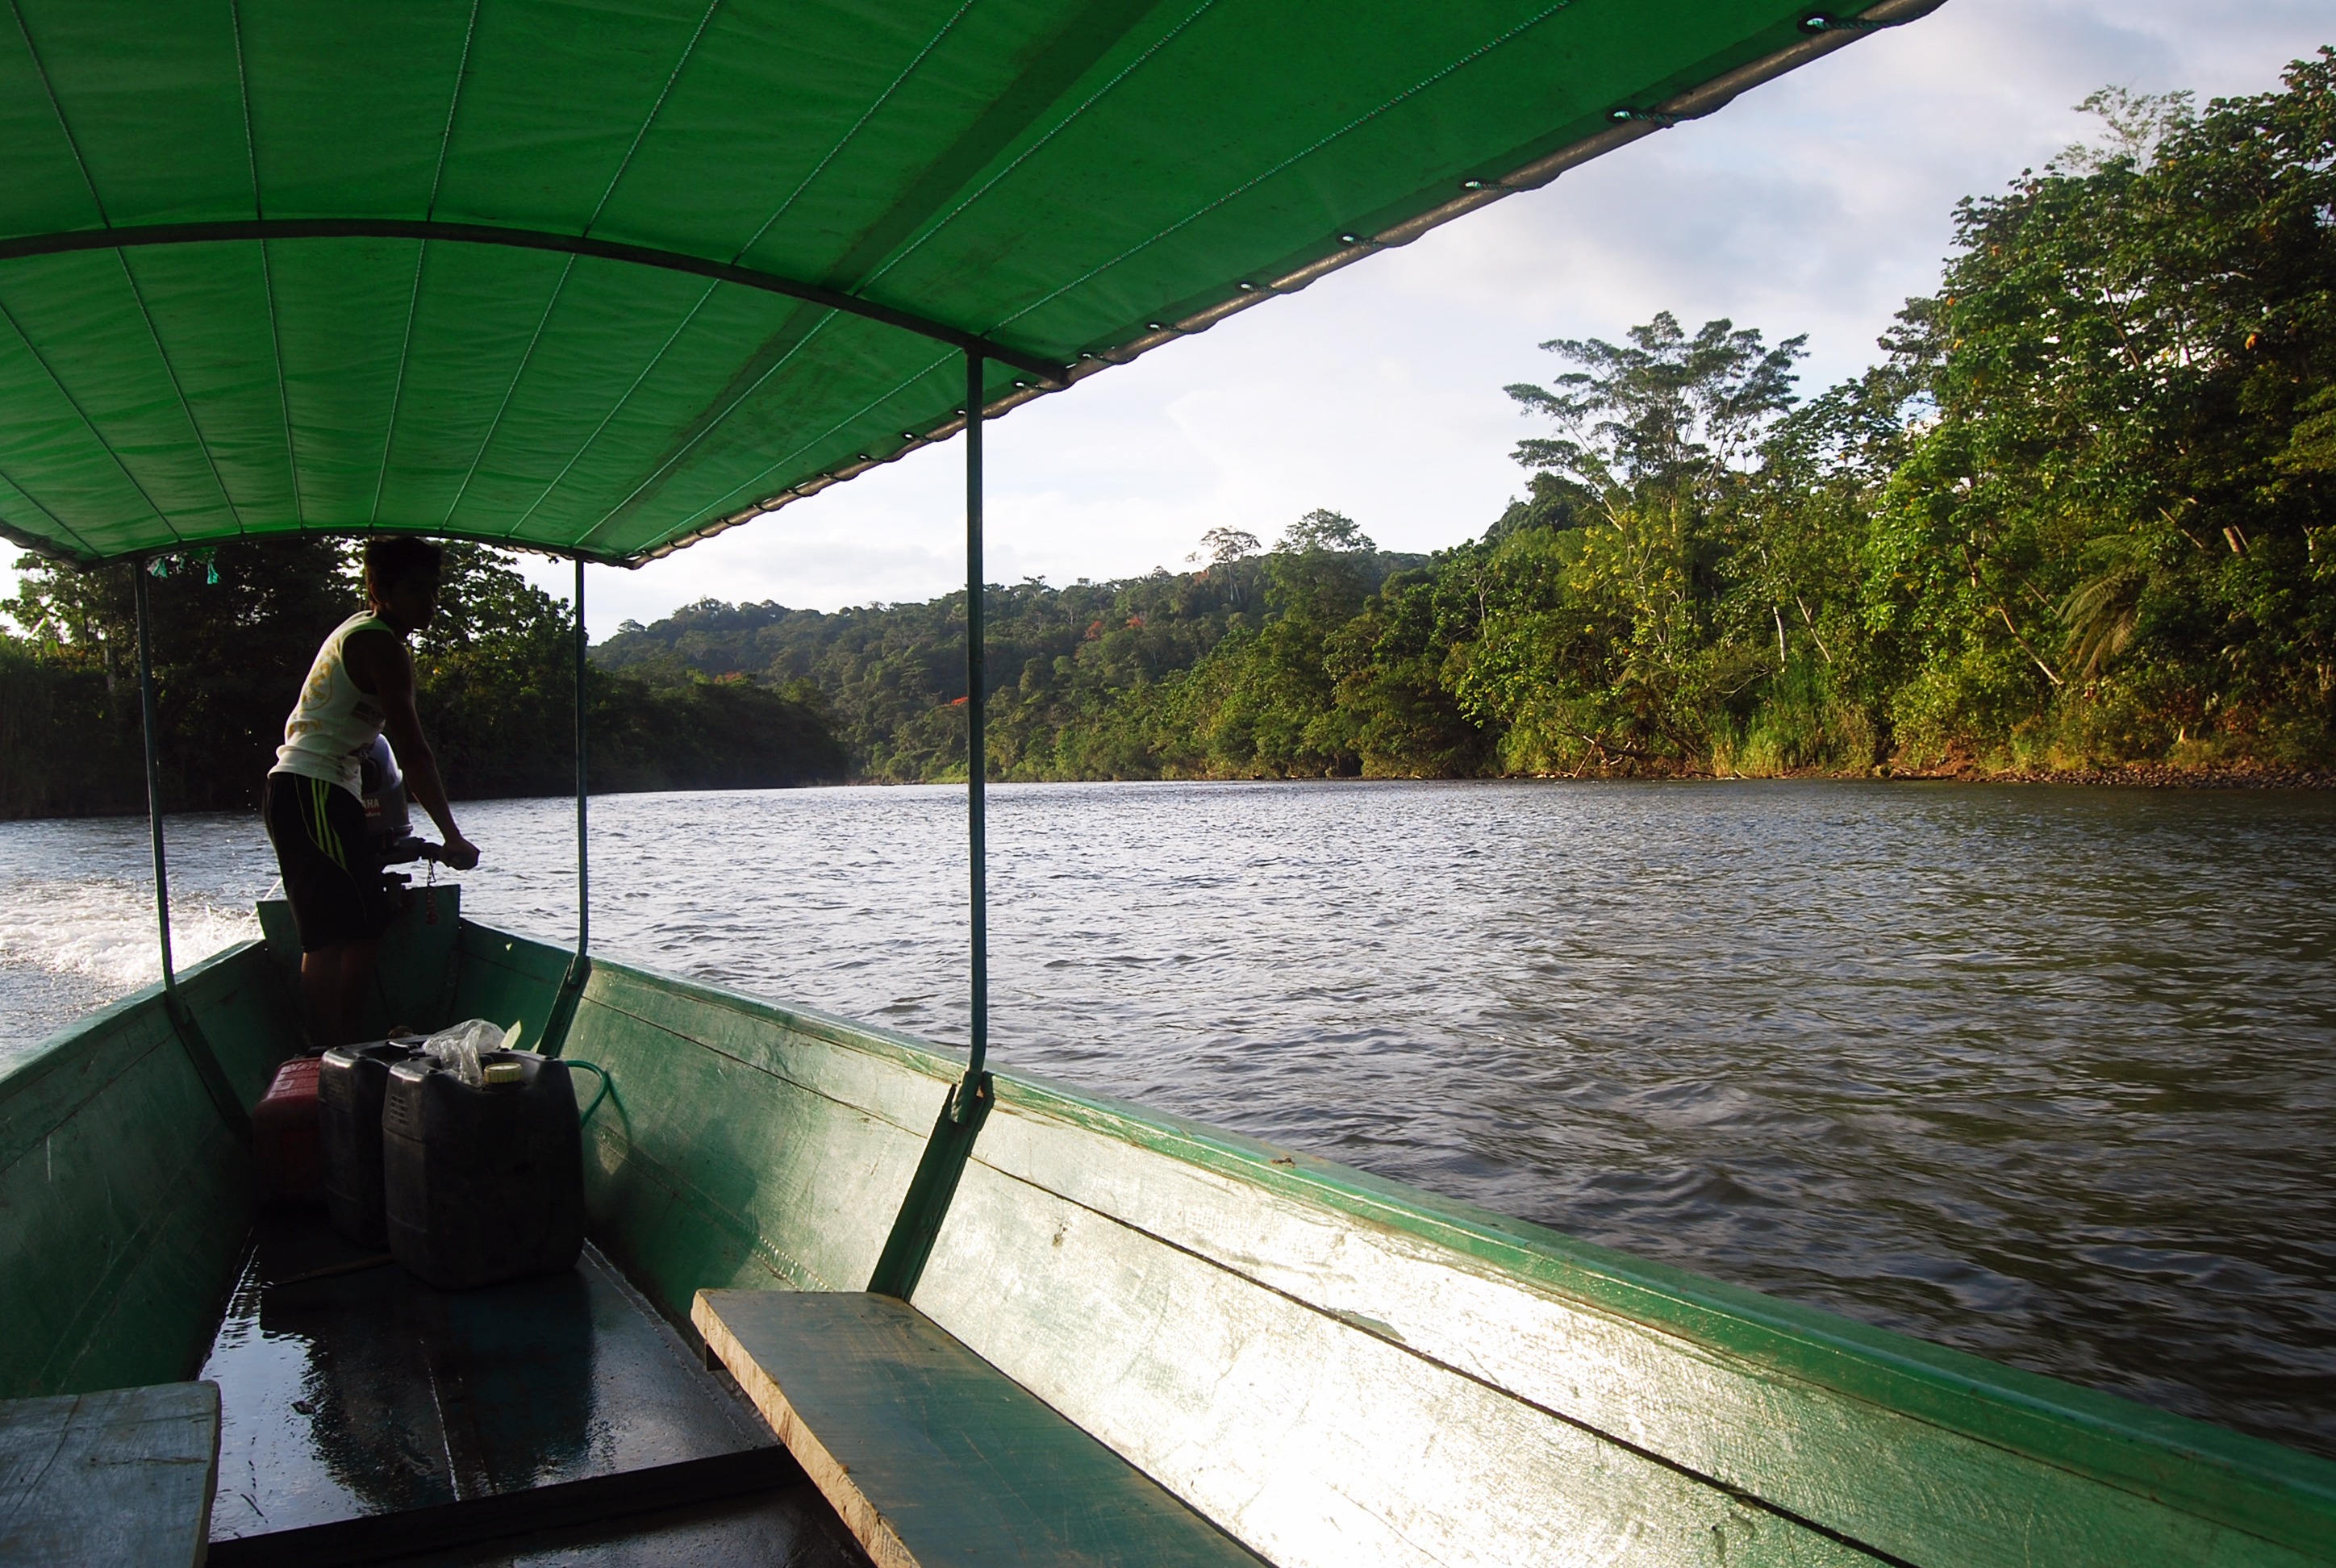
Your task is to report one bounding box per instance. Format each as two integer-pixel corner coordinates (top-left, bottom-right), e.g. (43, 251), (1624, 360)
(0, 542), (844, 819)
(3, 57), (2330, 810)
(607, 61), (2336, 786)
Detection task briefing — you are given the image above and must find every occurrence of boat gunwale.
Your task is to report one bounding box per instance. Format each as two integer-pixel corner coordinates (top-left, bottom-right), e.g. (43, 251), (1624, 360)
(980, 1073), (2336, 1553)
(0, 938), (269, 1137)
(0, 939), (266, 1098)
(484, 919), (2336, 1556)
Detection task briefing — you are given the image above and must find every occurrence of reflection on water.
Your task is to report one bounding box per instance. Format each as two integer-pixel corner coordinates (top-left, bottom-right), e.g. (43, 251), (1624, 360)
(10, 779), (2335, 1457)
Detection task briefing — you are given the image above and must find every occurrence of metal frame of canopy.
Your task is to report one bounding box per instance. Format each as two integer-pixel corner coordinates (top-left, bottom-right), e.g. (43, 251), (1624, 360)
(120, 349), (1005, 1126)
(54, 0), (1943, 1160)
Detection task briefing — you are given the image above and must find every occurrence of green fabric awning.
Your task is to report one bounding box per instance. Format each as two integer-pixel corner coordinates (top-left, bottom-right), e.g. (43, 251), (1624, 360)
(0, 0), (1929, 568)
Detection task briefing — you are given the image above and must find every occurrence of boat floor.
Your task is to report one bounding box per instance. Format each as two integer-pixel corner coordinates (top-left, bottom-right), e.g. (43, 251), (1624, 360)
(201, 1211), (865, 1565)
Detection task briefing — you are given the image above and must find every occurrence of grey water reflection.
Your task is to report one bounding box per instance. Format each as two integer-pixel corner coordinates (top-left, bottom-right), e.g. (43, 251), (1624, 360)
(9, 778), (2334, 1457)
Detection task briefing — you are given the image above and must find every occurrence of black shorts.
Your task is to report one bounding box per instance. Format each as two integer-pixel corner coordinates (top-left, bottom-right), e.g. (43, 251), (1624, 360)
(263, 772), (388, 951)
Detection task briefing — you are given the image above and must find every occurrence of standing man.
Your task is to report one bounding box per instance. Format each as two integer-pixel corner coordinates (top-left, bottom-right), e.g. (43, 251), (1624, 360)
(265, 537), (480, 1046)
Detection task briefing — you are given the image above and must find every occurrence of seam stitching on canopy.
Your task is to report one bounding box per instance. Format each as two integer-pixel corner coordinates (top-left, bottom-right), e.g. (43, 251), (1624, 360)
(509, 0), (982, 536)
(569, 307), (846, 553)
(0, 295), (177, 541)
(865, 0), (1221, 299)
(427, 0), (482, 222)
(8, 0), (101, 223)
(378, 5), (501, 523)
(584, 0), (723, 237)
(742, 0), (978, 258)
(230, 0), (307, 524)
(115, 252), (246, 535)
(444, 254), (578, 531)
(503, 287), (722, 539)
(371, 242), (428, 526)
(0, 462), (95, 559)
(228, 0), (262, 220)
(999, 0), (1575, 334)
(254, 241), (305, 527)
(6, 4), (241, 535)
(706, 342), (957, 521)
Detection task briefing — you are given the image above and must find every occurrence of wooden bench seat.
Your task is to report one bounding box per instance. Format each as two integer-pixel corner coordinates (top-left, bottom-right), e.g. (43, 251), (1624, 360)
(0, 1382), (219, 1566)
(695, 1290), (1264, 1568)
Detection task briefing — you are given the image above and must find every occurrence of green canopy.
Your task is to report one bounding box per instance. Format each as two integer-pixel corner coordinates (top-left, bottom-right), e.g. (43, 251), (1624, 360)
(0, 0), (1929, 568)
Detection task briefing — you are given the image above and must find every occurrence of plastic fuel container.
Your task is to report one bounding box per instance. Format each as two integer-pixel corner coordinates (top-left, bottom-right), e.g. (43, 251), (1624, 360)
(252, 1056), (325, 1207)
(319, 1040), (423, 1249)
(382, 1049), (584, 1289)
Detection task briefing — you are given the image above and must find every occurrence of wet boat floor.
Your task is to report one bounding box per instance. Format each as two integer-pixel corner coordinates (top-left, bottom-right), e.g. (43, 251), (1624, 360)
(202, 1211), (864, 1565)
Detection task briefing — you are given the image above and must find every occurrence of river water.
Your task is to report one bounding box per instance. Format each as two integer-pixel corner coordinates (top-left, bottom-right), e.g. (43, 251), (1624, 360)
(3, 779), (2331, 1458)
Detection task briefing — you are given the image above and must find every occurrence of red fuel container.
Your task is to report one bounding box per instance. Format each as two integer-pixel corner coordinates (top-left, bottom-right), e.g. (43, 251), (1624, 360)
(253, 1056), (325, 1207)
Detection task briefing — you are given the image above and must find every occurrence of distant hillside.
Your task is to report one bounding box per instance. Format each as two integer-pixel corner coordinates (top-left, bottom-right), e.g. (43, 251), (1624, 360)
(594, 535), (1429, 781)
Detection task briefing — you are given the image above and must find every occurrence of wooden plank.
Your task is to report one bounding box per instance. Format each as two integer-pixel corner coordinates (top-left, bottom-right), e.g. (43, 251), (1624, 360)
(918, 1161), (1880, 1568)
(695, 1289), (1265, 1568)
(0, 1381), (219, 1566)
(920, 1087), (2335, 1568)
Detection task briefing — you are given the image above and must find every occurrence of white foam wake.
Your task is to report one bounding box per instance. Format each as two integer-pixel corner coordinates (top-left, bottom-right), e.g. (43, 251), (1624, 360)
(0, 878), (261, 991)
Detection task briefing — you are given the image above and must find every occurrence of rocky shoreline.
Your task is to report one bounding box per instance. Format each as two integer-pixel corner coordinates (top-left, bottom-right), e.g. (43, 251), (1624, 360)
(1875, 760), (2335, 790)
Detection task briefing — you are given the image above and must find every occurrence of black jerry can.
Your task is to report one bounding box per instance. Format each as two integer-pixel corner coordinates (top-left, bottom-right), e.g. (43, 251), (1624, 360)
(382, 1051), (585, 1290)
(319, 1040), (422, 1249)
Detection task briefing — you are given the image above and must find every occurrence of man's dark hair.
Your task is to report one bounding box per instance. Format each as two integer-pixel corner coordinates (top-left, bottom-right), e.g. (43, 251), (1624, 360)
(363, 536), (444, 601)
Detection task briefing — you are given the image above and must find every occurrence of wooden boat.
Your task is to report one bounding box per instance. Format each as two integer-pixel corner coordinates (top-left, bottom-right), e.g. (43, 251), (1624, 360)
(2, 4), (2332, 1564)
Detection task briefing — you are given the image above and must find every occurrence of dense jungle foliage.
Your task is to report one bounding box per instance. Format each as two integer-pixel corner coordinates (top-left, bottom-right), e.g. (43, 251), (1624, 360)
(0, 543), (843, 818)
(605, 60), (2336, 783)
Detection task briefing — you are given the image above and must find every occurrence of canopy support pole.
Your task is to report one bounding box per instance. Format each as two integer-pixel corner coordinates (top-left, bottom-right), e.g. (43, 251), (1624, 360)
(131, 566), (174, 999)
(867, 357), (997, 1296)
(574, 556), (590, 970)
(962, 351), (990, 1113)
(544, 557), (591, 1057)
(133, 561), (248, 1141)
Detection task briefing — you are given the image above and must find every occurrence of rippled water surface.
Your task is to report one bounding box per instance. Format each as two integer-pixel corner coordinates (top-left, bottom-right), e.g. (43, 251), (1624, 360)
(4, 779), (2332, 1457)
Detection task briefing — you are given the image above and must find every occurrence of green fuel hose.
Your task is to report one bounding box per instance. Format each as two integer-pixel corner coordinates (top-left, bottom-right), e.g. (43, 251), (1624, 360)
(565, 1059), (611, 1123)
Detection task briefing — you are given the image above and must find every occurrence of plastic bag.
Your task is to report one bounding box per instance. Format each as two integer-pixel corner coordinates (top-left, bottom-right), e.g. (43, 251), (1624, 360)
(419, 1019), (523, 1087)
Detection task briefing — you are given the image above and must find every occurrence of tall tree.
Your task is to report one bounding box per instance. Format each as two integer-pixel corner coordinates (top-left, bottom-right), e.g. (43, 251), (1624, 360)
(1869, 52), (2336, 761)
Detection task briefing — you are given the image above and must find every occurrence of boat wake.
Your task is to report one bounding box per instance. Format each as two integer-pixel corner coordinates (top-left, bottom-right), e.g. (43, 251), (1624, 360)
(0, 878), (260, 991)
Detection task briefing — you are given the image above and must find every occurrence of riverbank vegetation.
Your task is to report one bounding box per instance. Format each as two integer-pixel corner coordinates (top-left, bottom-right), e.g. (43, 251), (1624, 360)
(0, 544), (843, 818)
(4, 56), (2330, 809)
(607, 59), (2336, 784)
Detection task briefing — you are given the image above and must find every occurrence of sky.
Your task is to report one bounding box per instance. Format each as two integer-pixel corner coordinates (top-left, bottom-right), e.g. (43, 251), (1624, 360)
(5, 2), (2329, 640)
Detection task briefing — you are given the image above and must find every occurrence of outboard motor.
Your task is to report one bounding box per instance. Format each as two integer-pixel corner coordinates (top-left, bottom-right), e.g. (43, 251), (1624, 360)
(358, 735), (440, 868)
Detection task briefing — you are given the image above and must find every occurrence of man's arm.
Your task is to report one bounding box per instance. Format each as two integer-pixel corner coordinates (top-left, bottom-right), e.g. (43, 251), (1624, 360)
(346, 628), (480, 870)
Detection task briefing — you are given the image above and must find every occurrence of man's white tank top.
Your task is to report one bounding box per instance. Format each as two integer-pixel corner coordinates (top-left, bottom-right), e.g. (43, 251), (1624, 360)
(272, 612), (394, 797)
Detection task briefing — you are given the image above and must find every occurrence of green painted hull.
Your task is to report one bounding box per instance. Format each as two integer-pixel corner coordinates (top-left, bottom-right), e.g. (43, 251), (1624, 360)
(3, 899), (2330, 1566)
